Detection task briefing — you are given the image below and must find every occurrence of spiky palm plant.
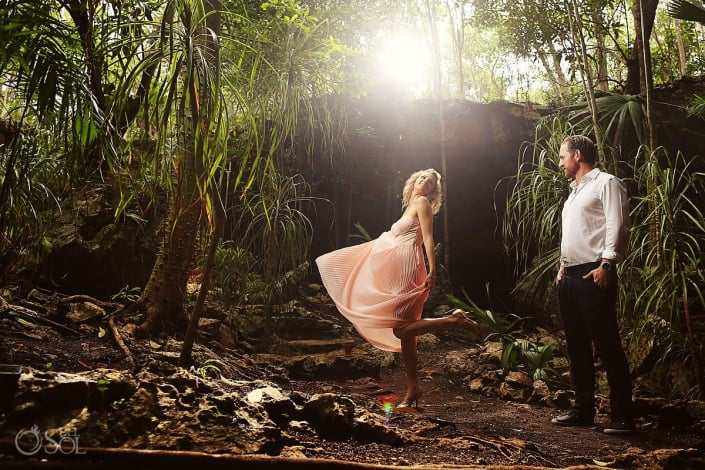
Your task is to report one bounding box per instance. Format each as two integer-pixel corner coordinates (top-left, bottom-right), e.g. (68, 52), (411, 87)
(0, 0), (113, 242)
(1, 0), (357, 349)
(622, 148), (705, 398)
(500, 118), (572, 313)
(0, 129), (64, 273)
(688, 95), (705, 118)
(238, 172), (317, 313)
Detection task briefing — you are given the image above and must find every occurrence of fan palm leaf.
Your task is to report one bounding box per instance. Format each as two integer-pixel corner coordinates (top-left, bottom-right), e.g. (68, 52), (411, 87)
(559, 93), (646, 147)
(667, 0), (705, 24)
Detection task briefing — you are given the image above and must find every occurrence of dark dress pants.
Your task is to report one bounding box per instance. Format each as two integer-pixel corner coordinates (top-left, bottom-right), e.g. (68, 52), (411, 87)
(557, 262), (633, 419)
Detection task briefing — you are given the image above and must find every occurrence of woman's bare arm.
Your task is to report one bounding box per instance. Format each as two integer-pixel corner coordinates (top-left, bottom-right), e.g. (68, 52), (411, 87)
(416, 197), (435, 286)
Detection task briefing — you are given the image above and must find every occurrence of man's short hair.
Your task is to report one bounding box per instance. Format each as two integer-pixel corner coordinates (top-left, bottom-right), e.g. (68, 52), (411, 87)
(563, 135), (596, 165)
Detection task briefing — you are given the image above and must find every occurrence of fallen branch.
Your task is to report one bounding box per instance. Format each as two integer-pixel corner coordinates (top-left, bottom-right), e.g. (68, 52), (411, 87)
(3, 299), (82, 336)
(108, 315), (135, 370)
(462, 434), (556, 467)
(0, 442), (432, 469)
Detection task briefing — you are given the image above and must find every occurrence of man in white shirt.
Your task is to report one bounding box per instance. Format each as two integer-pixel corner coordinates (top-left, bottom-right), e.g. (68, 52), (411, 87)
(550, 135), (635, 435)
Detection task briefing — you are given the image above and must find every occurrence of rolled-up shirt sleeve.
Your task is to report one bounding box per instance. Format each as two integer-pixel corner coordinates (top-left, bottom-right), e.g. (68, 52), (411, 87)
(601, 176), (629, 263)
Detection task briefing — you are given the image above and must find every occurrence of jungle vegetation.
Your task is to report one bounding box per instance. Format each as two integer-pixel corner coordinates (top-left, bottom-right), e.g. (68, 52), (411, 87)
(1, 0), (704, 397)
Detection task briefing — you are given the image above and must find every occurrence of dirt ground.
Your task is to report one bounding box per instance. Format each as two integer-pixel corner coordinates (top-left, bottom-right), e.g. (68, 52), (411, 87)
(1, 292), (704, 469)
(288, 342), (705, 468)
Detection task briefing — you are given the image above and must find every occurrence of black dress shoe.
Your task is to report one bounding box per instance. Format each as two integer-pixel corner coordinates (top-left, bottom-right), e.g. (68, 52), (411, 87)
(551, 409), (594, 426)
(603, 417), (635, 435)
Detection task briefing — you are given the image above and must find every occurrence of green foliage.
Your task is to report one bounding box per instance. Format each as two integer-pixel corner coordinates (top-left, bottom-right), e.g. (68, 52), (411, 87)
(1, 0), (361, 335)
(652, 8), (693, 84)
(210, 242), (260, 307)
(621, 148), (705, 397)
(195, 358), (222, 379)
(520, 340), (559, 381)
(470, 0), (571, 61)
(111, 285), (142, 304)
(450, 287), (563, 386)
(667, 0), (705, 25)
(230, 0), (359, 168)
(469, 0), (627, 100)
(96, 378), (111, 395)
(633, 317), (703, 398)
(558, 93), (648, 151)
(234, 171), (317, 312)
(688, 94), (705, 118)
(624, 149), (705, 327)
(81, 0), (354, 333)
(501, 118), (570, 289)
(110, 398), (127, 410)
(0, 128), (65, 259)
(458, 26), (516, 101)
(349, 222), (373, 243)
(0, 0), (116, 178)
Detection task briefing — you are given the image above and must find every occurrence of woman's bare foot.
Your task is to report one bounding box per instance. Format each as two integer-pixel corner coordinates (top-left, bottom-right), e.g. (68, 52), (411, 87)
(451, 309), (481, 338)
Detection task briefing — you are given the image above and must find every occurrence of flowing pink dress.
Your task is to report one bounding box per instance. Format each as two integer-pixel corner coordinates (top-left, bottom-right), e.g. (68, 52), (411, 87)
(315, 215), (429, 352)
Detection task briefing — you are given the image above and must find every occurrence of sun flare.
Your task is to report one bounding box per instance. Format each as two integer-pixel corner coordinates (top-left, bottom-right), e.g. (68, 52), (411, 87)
(374, 32), (431, 95)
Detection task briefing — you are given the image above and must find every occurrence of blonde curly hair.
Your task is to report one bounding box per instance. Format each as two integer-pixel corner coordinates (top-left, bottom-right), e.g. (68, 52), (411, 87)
(401, 168), (443, 215)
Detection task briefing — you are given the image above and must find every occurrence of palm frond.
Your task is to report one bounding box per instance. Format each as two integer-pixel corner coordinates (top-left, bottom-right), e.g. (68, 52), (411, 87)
(667, 0), (705, 24)
(559, 93), (646, 147)
(687, 94), (705, 118)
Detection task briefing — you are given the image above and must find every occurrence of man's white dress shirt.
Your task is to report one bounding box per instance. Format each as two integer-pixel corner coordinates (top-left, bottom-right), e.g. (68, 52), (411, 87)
(560, 168), (629, 267)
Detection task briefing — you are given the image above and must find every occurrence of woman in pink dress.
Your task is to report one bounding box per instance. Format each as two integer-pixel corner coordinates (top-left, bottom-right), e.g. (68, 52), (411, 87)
(316, 169), (479, 408)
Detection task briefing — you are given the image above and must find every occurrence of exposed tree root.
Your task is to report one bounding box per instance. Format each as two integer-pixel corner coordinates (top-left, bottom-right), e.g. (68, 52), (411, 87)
(108, 314), (135, 370)
(64, 294), (124, 312)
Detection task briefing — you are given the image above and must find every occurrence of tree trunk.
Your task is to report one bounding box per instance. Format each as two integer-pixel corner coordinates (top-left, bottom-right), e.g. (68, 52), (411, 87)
(134, 188), (202, 336)
(179, 0), (224, 365)
(567, 0), (603, 159)
(66, 0), (156, 168)
(133, 0), (222, 337)
(595, 10), (609, 92)
(538, 50), (567, 101)
(446, 0), (467, 98)
(674, 19), (687, 77)
(636, 0), (656, 148)
(550, 48), (569, 90)
(180, 185), (225, 366)
(625, 0), (659, 95)
(424, 0), (451, 272)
